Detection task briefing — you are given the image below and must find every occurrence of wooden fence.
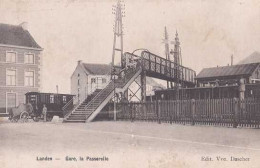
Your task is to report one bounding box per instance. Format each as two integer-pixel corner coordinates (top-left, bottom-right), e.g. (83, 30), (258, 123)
(101, 98), (260, 128)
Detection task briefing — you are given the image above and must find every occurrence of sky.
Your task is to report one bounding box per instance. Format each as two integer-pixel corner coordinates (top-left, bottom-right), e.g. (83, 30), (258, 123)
(0, 0), (260, 93)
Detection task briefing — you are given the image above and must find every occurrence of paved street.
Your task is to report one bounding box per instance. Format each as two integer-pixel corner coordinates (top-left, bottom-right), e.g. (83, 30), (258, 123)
(0, 121), (260, 168)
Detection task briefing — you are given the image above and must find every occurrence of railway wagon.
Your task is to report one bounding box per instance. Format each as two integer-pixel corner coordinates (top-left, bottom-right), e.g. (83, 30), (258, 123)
(25, 92), (74, 121)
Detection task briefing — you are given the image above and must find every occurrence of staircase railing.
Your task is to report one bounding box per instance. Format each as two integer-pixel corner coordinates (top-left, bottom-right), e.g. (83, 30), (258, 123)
(63, 97), (78, 117)
(83, 81), (114, 110)
(84, 66), (141, 113)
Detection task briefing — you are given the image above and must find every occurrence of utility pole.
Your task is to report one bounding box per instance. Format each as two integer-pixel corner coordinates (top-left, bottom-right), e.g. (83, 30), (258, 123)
(111, 0), (125, 78)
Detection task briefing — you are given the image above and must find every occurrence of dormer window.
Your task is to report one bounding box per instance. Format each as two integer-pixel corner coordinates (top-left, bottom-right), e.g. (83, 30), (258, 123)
(6, 52), (16, 63)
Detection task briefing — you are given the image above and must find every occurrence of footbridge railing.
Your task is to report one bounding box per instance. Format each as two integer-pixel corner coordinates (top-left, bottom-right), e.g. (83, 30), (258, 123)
(123, 51), (196, 86)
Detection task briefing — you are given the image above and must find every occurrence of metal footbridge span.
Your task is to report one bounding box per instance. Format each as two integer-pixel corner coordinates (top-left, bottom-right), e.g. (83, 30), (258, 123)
(64, 51), (196, 123)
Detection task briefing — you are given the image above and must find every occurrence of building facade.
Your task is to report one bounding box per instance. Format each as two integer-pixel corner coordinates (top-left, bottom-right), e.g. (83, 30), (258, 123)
(71, 61), (111, 103)
(0, 23), (43, 116)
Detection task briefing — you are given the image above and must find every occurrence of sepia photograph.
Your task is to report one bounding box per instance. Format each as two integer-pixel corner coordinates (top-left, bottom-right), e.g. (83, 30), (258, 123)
(0, 0), (260, 167)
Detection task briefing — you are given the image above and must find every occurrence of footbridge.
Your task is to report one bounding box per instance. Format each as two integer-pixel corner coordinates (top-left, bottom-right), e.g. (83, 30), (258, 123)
(64, 51), (196, 123)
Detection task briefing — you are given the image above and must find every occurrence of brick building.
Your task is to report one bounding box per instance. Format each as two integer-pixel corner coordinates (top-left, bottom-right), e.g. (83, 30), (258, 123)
(0, 22), (43, 116)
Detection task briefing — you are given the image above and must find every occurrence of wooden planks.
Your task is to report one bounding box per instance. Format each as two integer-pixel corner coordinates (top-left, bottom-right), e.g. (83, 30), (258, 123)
(105, 98), (260, 128)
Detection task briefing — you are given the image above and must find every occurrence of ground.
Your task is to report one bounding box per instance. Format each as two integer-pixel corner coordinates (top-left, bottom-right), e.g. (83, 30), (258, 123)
(0, 120), (260, 168)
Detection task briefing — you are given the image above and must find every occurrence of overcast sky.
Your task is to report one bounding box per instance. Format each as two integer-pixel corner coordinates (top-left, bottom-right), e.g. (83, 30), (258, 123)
(0, 0), (260, 93)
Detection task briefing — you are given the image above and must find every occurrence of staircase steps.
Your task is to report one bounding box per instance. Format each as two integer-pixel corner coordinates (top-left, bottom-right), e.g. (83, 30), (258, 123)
(63, 68), (141, 123)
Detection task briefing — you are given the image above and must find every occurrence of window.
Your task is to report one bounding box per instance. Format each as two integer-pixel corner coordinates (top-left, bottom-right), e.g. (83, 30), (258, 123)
(6, 52), (16, 63)
(102, 78), (106, 84)
(63, 96), (67, 103)
(50, 95), (54, 103)
(24, 53), (34, 64)
(25, 71), (34, 87)
(6, 69), (16, 86)
(91, 78), (96, 83)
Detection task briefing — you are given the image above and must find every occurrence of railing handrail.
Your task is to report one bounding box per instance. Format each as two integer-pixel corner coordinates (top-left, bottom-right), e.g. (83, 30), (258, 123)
(62, 97), (74, 111)
(64, 97), (79, 118)
(140, 51), (196, 83)
(83, 67), (141, 111)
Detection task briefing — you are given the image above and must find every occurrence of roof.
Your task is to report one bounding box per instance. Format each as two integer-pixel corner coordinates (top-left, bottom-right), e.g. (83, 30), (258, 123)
(0, 23), (41, 49)
(237, 51), (260, 64)
(82, 63), (111, 75)
(195, 63), (260, 80)
(26, 92), (74, 96)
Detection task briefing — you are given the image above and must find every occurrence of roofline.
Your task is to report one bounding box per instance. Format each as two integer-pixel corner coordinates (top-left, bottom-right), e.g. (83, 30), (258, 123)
(70, 63), (91, 79)
(26, 92), (75, 96)
(201, 62), (260, 70)
(82, 63), (111, 75)
(195, 74), (251, 80)
(0, 43), (43, 51)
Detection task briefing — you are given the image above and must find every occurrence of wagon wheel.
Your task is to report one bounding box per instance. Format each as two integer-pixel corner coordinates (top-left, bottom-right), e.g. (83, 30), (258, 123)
(20, 111), (29, 123)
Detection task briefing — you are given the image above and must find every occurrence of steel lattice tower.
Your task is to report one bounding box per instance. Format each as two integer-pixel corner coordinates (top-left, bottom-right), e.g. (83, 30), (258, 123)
(163, 27), (173, 89)
(111, 0), (125, 77)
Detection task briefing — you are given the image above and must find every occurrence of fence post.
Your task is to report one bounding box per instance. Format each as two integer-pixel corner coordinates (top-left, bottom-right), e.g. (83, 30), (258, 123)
(130, 102), (133, 122)
(158, 100), (161, 124)
(191, 99), (195, 126)
(233, 98), (239, 128)
(169, 100), (172, 124)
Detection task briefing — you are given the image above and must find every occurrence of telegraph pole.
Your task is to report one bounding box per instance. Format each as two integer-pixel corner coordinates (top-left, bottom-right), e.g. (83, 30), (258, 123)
(111, 0), (125, 120)
(111, 0), (125, 78)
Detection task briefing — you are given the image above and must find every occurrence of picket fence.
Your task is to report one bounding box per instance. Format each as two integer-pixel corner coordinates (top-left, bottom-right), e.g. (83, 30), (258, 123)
(102, 98), (260, 128)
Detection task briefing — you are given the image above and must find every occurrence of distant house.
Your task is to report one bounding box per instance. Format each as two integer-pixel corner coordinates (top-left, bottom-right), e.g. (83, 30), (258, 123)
(0, 22), (43, 116)
(195, 63), (260, 86)
(71, 61), (111, 103)
(71, 61), (165, 103)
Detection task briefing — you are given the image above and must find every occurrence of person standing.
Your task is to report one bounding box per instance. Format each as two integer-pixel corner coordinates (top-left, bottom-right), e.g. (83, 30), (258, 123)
(42, 104), (47, 122)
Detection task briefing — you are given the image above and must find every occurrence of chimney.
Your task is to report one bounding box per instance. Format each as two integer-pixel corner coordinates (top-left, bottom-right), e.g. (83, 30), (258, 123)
(78, 60), (82, 65)
(19, 22), (28, 31)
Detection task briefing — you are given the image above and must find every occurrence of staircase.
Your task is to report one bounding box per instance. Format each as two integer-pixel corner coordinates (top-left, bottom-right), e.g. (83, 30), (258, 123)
(64, 68), (142, 123)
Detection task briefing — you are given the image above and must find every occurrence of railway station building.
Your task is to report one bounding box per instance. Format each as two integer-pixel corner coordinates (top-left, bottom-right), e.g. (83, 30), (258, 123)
(0, 22), (43, 116)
